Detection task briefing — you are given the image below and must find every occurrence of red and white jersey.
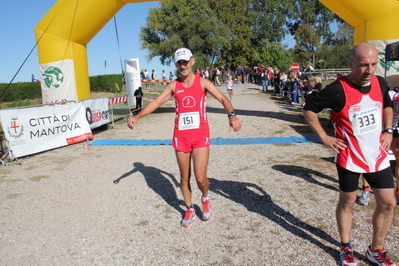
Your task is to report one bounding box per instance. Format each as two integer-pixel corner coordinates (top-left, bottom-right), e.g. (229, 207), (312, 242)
(332, 76), (390, 173)
(173, 75), (209, 138)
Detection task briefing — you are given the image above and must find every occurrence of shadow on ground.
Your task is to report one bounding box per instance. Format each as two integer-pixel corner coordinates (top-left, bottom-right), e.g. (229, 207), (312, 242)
(208, 177), (368, 264)
(113, 162), (185, 216)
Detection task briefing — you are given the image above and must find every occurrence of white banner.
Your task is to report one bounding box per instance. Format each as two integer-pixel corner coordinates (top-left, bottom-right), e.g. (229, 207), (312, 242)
(82, 98), (111, 129)
(0, 102), (93, 158)
(39, 59), (78, 104)
(368, 39), (399, 89)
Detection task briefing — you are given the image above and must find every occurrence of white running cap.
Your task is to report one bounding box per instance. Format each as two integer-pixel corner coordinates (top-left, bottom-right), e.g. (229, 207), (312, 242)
(174, 48), (193, 63)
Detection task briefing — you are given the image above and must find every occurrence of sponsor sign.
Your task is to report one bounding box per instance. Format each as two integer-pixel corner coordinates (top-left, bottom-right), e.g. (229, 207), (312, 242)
(82, 98), (110, 129)
(0, 102), (93, 158)
(39, 59), (78, 103)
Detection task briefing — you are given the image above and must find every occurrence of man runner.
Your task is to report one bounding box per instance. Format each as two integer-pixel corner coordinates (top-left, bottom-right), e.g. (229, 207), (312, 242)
(127, 48), (241, 227)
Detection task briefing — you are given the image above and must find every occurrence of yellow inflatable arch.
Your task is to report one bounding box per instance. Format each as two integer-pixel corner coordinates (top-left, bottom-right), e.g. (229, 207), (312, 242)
(35, 0), (399, 103)
(319, 0), (399, 44)
(34, 0), (155, 103)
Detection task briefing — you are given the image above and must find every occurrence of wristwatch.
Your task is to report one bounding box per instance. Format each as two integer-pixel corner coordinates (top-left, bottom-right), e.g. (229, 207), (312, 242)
(383, 128), (394, 134)
(228, 111), (236, 117)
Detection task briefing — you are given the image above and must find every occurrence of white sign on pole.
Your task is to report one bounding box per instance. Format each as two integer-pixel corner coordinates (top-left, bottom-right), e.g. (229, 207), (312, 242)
(0, 102), (93, 158)
(124, 58), (141, 106)
(39, 59), (78, 104)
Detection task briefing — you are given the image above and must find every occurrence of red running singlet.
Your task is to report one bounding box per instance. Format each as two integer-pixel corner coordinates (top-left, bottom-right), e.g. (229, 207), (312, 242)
(332, 76), (390, 173)
(173, 75), (210, 138)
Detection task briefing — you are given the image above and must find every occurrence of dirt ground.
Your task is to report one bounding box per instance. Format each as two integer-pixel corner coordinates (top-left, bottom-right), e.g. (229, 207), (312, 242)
(0, 82), (398, 265)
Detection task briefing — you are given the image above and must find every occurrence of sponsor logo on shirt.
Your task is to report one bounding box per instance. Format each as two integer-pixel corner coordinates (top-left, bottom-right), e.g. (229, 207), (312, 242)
(182, 96), (196, 108)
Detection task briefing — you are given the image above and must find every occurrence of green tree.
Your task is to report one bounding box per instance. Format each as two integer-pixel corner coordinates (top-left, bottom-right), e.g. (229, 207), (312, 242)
(253, 39), (291, 71)
(315, 43), (351, 69)
(206, 0), (253, 68)
(140, 0), (229, 69)
(249, 0), (292, 44)
(293, 23), (320, 68)
(139, 0), (347, 71)
(314, 22), (352, 69)
(286, 0), (338, 45)
(334, 22), (354, 45)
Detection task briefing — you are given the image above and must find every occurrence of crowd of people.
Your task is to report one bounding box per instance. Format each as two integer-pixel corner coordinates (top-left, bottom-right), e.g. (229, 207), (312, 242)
(192, 64), (325, 106)
(137, 63), (320, 107)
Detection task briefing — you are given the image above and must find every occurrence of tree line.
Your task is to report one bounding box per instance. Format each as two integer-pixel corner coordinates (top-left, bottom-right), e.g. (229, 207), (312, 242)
(139, 0), (354, 73)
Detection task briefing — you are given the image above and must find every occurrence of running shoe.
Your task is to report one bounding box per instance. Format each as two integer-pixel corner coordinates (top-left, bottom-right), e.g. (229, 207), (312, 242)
(340, 242), (357, 266)
(357, 191), (370, 206)
(180, 208), (196, 227)
(201, 197), (212, 221)
(366, 246), (397, 266)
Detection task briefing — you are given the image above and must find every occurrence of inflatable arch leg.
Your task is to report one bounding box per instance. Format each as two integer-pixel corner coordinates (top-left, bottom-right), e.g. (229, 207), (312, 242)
(34, 0), (156, 103)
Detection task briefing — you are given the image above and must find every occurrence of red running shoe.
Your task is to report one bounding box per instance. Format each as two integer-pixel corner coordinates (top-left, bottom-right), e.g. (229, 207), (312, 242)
(340, 242), (357, 266)
(181, 208), (196, 227)
(201, 197), (212, 221)
(366, 246), (397, 266)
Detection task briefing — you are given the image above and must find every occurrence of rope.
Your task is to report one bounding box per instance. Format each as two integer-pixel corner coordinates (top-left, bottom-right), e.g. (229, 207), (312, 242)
(113, 16), (124, 72)
(61, 0), (79, 63)
(0, 0), (74, 101)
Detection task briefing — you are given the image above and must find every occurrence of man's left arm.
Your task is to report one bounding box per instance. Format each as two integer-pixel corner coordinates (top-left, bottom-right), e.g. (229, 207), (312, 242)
(201, 78), (241, 132)
(381, 106), (394, 150)
(380, 76), (393, 150)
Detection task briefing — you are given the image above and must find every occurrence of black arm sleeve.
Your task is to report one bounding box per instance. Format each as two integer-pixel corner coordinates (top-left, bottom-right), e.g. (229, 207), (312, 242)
(303, 80), (344, 113)
(304, 76), (392, 113)
(378, 76), (393, 109)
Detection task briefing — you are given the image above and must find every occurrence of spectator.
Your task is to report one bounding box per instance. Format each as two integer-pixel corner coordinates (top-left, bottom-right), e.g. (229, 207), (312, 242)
(134, 86), (143, 111)
(313, 76), (322, 92)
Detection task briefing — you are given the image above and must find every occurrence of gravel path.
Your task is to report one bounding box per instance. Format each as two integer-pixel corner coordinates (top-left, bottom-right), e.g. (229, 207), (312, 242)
(0, 82), (398, 265)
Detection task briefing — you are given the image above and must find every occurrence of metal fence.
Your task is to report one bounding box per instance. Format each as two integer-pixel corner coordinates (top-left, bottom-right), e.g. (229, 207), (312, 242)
(107, 95), (134, 128)
(306, 68), (351, 80)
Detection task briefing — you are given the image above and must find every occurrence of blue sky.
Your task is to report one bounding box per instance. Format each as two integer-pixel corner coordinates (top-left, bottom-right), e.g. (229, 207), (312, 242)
(0, 0), (297, 84)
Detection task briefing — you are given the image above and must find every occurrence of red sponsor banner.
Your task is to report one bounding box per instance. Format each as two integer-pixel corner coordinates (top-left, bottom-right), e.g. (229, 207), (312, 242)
(141, 79), (171, 83)
(66, 132), (93, 145)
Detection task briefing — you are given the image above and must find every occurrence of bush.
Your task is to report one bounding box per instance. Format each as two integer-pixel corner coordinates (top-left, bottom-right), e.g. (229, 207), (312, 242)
(89, 74), (123, 93)
(0, 81), (41, 102)
(0, 74), (124, 103)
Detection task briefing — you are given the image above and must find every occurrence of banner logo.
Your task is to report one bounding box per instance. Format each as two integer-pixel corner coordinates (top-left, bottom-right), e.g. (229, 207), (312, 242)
(42, 66), (64, 89)
(390, 44), (398, 59)
(7, 118), (24, 138)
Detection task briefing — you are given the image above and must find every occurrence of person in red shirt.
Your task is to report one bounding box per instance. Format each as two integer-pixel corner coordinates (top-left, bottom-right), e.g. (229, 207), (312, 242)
(127, 48), (241, 227)
(303, 42), (397, 266)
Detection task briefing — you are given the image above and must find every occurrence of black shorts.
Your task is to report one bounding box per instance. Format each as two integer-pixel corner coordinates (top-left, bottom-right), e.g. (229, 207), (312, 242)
(336, 164), (394, 192)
